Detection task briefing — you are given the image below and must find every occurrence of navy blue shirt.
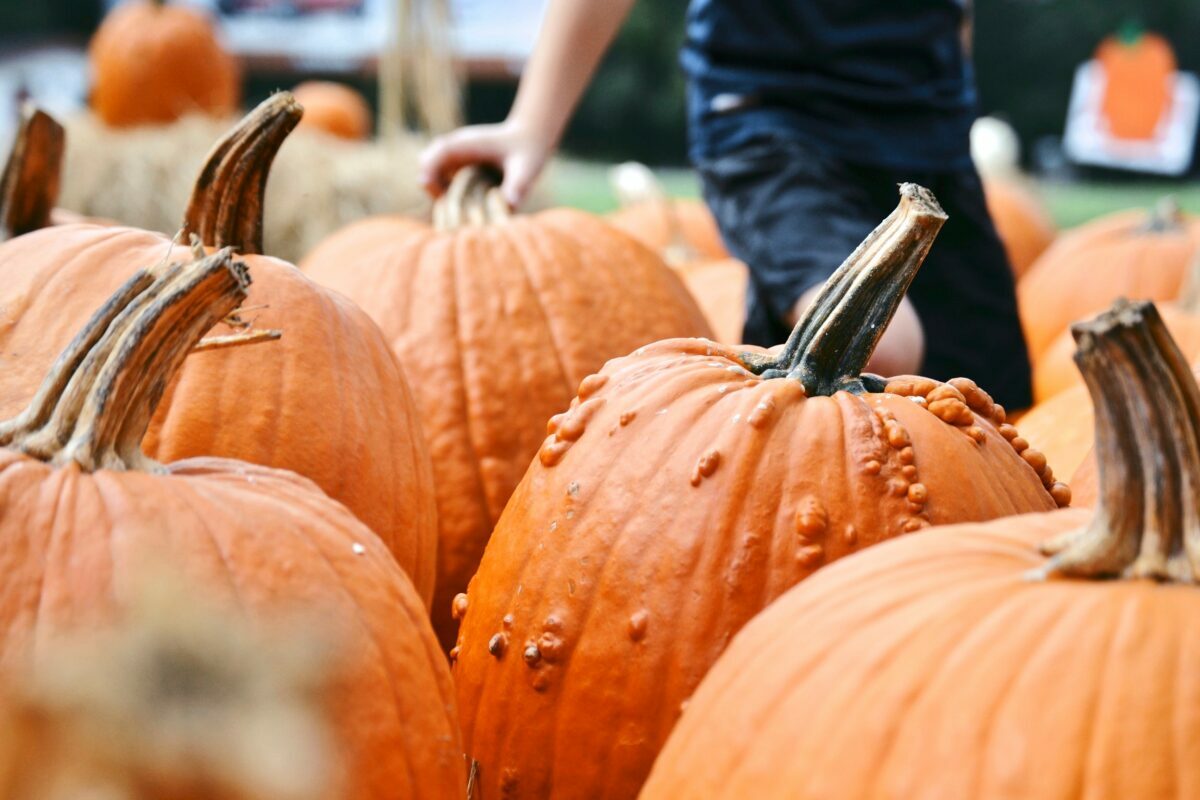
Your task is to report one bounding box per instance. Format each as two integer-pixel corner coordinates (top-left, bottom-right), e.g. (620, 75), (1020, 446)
(681, 0), (977, 172)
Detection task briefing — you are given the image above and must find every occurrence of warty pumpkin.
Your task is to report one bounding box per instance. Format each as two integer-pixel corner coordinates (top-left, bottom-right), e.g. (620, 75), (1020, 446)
(982, 176), (1056, 278)
(0, 249), (464, 800)
(301, 165), (713, 648)
(89, 0), (240, 128)
(1018, 198), (1200, 358)
(642, 298), (1200, 800)
(291, 81), (372, 141)
(0, 93), (439, 606)
(450, 184), (1067, 800)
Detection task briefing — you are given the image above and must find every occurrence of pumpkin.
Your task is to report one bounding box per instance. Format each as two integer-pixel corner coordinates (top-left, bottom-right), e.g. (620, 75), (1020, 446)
(292, 81), (372, 141)
(1018, 198), (1200, 358)
(642, 298), (1200, 800)
(672, 257), (748, 344)
(0, 93), (438, 606)
(0, 249), (464, 799)
(89, 0), (240, 128)
(301, 166), (712, 647)
(0, 106), (64, 241)
(1013, 380), (1094, 481)
(982, 177), (1056, 278)
(450, 184), (1067, 800)
(1096, 28), (1177, 141)
(606, 161), (728, 264)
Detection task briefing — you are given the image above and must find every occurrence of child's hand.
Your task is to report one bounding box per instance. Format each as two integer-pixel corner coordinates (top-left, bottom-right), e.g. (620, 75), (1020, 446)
(419, 120), (552, 209)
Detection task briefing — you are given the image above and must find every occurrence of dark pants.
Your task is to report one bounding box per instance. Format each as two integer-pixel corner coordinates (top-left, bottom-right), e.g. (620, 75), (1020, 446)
(698, 135), (1033, 410)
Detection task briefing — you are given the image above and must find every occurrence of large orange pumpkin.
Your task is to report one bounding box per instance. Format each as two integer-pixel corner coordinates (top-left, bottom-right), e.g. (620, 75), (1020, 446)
(292, 81), (372, 141)
(89, 0), (240, 128)
(1018, 199), (1200, 358)
(643, 298), (1200, 800)
(982, 177), (1056, 278)
(0, 249), (464, 799)
(301, 166), (712, 647)
(0, 94), (438, 606)
(1096, 29), (1177, 141)
(451, 185), (1066, 800)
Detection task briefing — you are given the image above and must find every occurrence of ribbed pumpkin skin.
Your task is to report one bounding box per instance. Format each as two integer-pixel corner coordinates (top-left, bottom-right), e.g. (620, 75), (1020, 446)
(983, 178), (1056, 277)
(606, 199), (729, 262)
(302, 211), (712, 645)
(1016, 382), (1093, 481)
(89, 1), (240, 128)
(0, 225), (438, 606)
(1018, 209), (1200, 357)
(641, 512), (1200, 800)
(0, 453), (464, 800)
(1034, 303), (1200, 401)
(673, 258), (747, 344)
(292, 81), (372, 140)
(453, 337), (1059, 800)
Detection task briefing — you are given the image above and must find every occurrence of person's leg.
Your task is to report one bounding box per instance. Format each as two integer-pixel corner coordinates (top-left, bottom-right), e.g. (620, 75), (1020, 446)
(898, 168), (1034, 411)
(698, 137), (923, 373)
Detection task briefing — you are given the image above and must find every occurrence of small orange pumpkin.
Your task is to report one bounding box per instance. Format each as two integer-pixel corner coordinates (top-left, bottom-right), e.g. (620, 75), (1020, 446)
(0, 249), (464, 800)
(982, 177), (1056, 278)
(301, 166), (712, 648)
(89, 0), (240, 128)
(606, 162), (729, 265)
(0, 94), (438, 605)
(451, 185), (1066, 800)
(1018, 198), (1200, 358)
(643, 298), (1200, 800)
(292, 81), (372, 141)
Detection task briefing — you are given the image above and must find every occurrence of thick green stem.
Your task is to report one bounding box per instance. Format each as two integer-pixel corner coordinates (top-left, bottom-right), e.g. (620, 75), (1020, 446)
(741, 183), (947, 396)
(1037, 299), (1200, 583)
(0, 105), (64, 242)
(433, 165), (511, 231)
(182, 92), (301, 254)
(0, 250), (249, 473)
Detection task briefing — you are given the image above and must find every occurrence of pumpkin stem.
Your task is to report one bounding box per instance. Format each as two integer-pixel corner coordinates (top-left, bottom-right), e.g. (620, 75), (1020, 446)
(433, 165), (511, 231)
(741, 183), (947, 396)
(1035, 299), (1200, 583)
(0, 250), (249, 473)
(0, 105), (65, 242)
(1138, 196), (1184, 234)
(182, 92), (302, 255)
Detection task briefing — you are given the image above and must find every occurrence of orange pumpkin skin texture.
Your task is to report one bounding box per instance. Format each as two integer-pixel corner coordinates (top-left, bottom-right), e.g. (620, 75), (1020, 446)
(982, 177), (1056, 278)
(607, 198), (729, 263)
(89, 0), (240, 128)
(1097, 31), (1177, 141)
(644, 298), (1200, 800)
(673, 257), (748, 343)
(0, 95), (438, 606)
(1015, 380), (1094, 481)
(292, 81), (372, 140)
(0, 251), (464, 800)
(451, 186), (1064, 799)
(301, 168), (713, 647)
(1018, 202), (1200, 358)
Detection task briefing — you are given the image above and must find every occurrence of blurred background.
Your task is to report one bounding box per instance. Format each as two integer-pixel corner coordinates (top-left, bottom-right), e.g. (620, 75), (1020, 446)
(0, 0), (1197, 255)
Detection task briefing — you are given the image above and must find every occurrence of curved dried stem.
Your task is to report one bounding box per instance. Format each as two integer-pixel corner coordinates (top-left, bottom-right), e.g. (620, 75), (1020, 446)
(433, 165), (511, 231)
(1035, 299), (1200, 583)
(741, 183), (947, 397)
(0, 105), (65, 242)
(183, 92), (302, 254)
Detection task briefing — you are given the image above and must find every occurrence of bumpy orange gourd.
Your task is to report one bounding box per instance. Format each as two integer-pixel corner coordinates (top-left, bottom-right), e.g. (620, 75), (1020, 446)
(89, 0), (240, 128)
(1096, 29), (1177, 141)
(0, 94), (438, 606)
(292, 81), (372, 141)
(1018, 199), (1200, 358)
(643, 299), (1200, 800)
(301, 166), (712, 647)
(0, 250), (464, 800)
(451, 185), (1067, 800)
(982, 177), (1056, 277)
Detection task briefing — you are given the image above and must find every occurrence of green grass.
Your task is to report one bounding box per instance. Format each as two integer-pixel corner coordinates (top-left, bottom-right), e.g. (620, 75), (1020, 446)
(546, 158), (1200, 230)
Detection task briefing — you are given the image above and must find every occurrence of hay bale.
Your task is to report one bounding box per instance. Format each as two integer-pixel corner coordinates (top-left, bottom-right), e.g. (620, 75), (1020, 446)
(59, 112), (431, 264)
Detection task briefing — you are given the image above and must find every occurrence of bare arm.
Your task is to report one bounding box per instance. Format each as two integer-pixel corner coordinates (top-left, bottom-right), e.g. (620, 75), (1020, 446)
(420, 0), (638, 206)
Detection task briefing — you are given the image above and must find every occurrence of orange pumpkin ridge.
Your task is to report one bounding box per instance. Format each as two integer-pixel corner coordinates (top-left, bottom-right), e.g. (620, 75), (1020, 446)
(301, 164), (713, 650)
(451, 184), (1066, 800)
(0, 93), (439, 608)
(641, 299), (1200, 800)
(0, 105), (64, 242)
(0, 249), (465, 799)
